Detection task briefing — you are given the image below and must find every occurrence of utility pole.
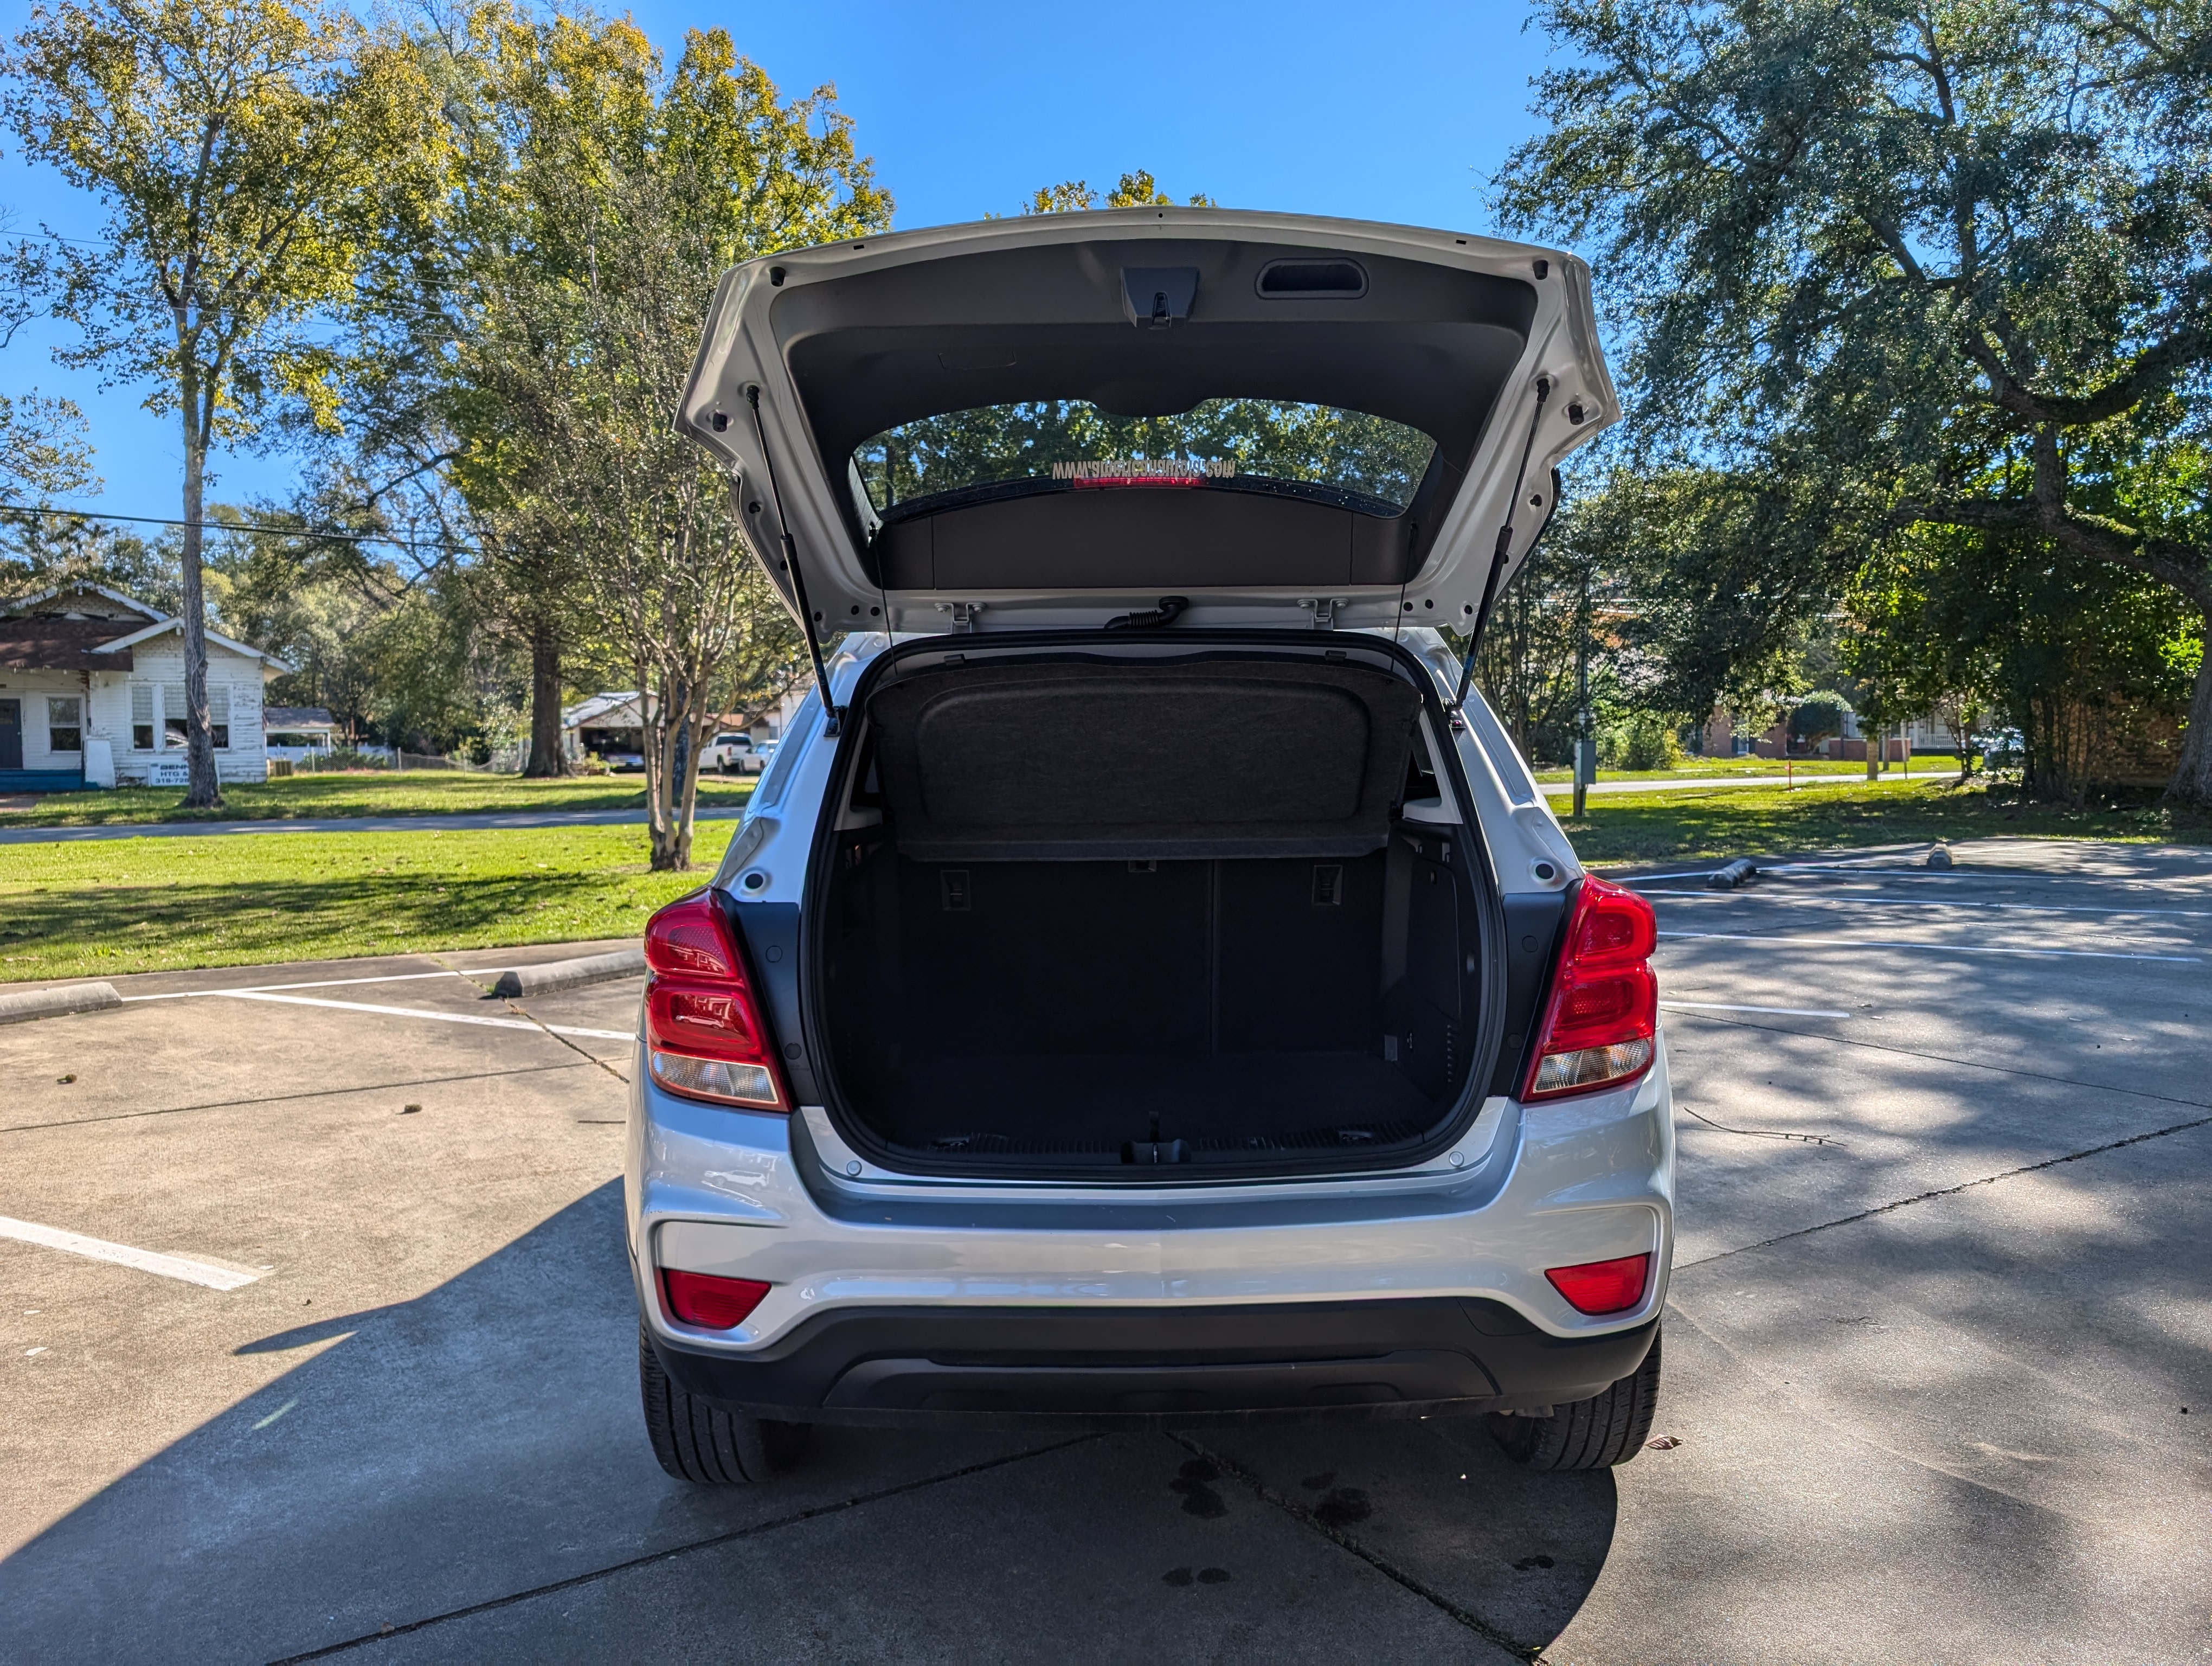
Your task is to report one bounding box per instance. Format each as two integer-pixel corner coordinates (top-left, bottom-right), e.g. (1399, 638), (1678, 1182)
(1572, 566), (1593, 819)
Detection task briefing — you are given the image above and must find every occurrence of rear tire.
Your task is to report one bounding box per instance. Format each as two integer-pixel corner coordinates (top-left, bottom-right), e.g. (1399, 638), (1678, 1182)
(1488, 1327), (1662, 1470)
(638, 1325), (808, 1484)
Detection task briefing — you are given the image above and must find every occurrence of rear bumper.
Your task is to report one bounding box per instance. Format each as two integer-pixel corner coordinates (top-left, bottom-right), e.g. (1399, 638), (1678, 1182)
(647, 1297), (1660, 1427)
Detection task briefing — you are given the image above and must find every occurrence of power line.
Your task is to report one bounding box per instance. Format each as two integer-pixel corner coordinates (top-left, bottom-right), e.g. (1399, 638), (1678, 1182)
(0, 501), (479, 556)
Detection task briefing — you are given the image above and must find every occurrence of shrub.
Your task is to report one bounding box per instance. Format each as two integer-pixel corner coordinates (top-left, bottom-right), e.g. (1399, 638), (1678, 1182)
(1600, 712), (1686, 771)
(1789, 691), (1854, 745)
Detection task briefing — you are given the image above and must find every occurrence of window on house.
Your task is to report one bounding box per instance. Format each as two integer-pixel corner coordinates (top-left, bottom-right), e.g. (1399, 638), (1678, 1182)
(131, 683), (154, 751)
(163, 683), (187, 748)
(47, 696), (82, 754)
(210, 685), (230, 750)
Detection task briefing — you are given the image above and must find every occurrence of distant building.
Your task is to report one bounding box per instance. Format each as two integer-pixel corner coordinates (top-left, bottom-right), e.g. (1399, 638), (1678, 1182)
(563, 691), (647, 765)
(0, 583), (288, 791)
(263, 706), (340, 763)
(564, 681), (814, 768)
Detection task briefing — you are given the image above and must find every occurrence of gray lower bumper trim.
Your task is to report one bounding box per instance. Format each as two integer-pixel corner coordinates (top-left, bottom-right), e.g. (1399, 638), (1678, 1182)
(651, 1298), (1658, 1428)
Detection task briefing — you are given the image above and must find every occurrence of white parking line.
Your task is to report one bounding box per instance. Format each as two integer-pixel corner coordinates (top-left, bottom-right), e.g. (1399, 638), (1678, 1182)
(0, 1215), (262, 1290)
(1657, 930), (2200, 964)
(208, 989), (635, 1040)
(1661, 1000), (1852, 1018)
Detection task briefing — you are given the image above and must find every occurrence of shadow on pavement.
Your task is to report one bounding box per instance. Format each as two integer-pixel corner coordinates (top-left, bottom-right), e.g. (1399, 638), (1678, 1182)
(0, 1177), (1621, 1663)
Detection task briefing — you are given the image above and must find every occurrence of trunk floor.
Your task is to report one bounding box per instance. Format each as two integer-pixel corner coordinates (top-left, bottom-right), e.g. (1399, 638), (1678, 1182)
(863, 1051), (1437, 1156)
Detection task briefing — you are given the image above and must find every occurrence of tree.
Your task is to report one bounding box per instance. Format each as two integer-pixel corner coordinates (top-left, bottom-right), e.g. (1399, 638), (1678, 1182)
(441, 11), (885, 867)
(3, 0), (443, 805)
(0, 391), (97, 522)
(1846, 520), (2197, 798)
(1495, 0), (2212, 807)
(0, 229), (102, 550)
(1019, 169), (1215, 214)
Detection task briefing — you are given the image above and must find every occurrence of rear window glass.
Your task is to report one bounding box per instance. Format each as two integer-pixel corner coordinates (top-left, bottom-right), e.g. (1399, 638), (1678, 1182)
(853, 399), (1436, 517)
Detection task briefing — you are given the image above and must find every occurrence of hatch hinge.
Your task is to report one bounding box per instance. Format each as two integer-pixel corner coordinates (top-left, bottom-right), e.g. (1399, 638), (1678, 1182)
(1300, 596), (1346, 630)
(937, 600), (986, 633)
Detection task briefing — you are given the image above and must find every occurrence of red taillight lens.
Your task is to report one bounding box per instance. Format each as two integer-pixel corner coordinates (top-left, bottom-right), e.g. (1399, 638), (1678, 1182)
(1545, 1252), (1650, 1315)
(660, 1268), (771, 1329)
(1523, 876), (1659, 1100)
(642, 893), (784, 1110)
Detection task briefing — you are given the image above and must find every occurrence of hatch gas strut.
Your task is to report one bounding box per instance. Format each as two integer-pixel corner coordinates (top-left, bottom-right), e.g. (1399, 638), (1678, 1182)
(1452, 376), (1551, 716)
(747, 384), (843, 735)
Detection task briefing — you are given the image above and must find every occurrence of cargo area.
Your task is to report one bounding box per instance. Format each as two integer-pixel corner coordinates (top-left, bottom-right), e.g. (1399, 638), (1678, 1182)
(812, 648), (1490, 1174)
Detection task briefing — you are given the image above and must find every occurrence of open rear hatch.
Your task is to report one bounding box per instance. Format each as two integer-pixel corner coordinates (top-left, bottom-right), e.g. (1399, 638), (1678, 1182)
(678, 209), (1614, 635)
(679, 211), (1615, 1178)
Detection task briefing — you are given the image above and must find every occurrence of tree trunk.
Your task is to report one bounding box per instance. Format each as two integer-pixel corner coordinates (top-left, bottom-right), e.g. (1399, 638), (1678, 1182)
(644, 674), (711, 873)
(523, 619), (567, 777)
(177, 392), (222, 811)
(2164, 621), (2212, 815)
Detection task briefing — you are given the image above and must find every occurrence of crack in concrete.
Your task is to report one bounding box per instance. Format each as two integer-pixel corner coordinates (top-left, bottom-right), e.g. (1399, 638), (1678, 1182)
(1167, 1431), (1544, 1663)
(263, 1434), (1099, 1662)
(0, 1060), (594, 1137)
(441, 953), (631, 1086)
(1679, 1110), (2212, 1268)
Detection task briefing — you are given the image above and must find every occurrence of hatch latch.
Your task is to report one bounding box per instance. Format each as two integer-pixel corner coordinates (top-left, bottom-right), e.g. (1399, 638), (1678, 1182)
(937, 600), (986, 633)
(1300, 596), (1346, 630)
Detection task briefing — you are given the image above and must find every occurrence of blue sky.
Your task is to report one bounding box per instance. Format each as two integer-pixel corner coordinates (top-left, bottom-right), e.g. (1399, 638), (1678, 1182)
(0, 0), (1558, 523)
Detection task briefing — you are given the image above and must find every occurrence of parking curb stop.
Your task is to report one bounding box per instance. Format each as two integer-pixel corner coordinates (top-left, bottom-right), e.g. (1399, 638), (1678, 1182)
(488, 947), (647, 998)
(0, 982), (124, 1025)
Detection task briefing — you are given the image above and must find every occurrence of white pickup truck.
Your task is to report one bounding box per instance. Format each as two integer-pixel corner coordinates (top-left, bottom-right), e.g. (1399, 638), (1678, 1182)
(704, 732), (773, 774)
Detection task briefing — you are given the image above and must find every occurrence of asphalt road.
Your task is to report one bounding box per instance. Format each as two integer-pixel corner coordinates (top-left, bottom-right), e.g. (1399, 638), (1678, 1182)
(2, 836), (2208, 1663)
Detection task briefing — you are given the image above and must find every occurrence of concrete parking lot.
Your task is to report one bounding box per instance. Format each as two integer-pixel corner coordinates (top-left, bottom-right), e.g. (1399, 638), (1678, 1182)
(2, 837), (2209, 1663)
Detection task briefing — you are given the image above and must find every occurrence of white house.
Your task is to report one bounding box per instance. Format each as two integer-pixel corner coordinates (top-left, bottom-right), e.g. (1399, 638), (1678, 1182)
(0, 583), (288, 791)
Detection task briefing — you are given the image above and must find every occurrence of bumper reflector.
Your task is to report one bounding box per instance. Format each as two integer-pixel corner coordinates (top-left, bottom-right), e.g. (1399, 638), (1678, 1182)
(1545, 1252), (1651, 1316)
(661, 1268), (771, 1330)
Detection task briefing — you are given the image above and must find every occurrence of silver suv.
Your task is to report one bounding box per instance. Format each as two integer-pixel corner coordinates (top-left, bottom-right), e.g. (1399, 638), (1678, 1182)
(626, 210), (1671, 1483)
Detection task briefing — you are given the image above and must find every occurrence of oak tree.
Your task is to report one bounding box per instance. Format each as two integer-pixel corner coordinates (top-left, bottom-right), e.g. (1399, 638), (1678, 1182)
(3, 0), (442, 805)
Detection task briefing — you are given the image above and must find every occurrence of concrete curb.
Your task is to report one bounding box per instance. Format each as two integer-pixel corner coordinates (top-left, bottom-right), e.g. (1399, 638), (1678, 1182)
(487, 947), (646, 999)
(0, 982), (124, 1025)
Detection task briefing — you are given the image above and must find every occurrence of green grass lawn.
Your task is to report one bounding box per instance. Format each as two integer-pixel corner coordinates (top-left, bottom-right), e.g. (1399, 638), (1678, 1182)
(0, 768), (756, 829)
(1528, 757), (1909, 782)
(9, 774), (2199, 986)
(0, 821), (737, 984)
(1561, 777), (2205, 867)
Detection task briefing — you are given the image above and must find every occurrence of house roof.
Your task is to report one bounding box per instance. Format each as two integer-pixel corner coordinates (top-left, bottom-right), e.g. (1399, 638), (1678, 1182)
(92, 615), (290, 671)
(0, 582), (163, 624)
(0, 618), (135, 672)
(563, 691), (645, 728)
(265, 706), (336, 729)
(0, 583), (288, 675)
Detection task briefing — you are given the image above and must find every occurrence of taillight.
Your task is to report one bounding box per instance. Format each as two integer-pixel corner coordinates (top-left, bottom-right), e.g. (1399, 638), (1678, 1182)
(1522, 876), (1658, 1100)
(1545, 1253), (1650, 1315)
(660, 1268), (770, 1329)
(642, 893), (784, 1109)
